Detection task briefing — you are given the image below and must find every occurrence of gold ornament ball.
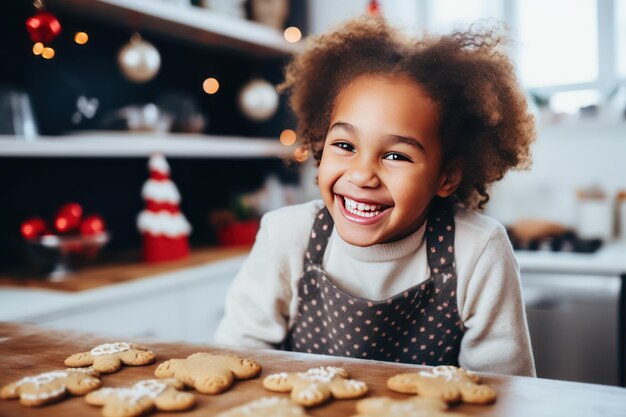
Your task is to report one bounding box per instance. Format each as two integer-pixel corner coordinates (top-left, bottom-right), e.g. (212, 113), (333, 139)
(117, 35), (161, 83)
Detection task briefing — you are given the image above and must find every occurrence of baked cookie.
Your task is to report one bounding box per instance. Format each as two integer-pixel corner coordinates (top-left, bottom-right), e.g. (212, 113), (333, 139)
(263, 366), (368, 407)
(387, 365), (496, 404)
(352, 396), (467, 417)
(1, 368), (101, 406)
(65, 342), (156, 374)
(216, 396), (310, 417)
(85, 378), (195, 417)
(154, 352), (261, 394)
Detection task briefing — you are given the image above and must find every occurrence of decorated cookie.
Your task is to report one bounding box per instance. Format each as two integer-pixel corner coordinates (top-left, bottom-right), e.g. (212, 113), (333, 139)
(387, 365), (497, 404)
(1, 368), (101, 406)
(65, 342), (156, 374)
(86, 378), (194, 417)
(216, 396), (310, 417)
(352, 396), (468, 417)
(263, 366), (368, 407)
(154, 352), (261, 394)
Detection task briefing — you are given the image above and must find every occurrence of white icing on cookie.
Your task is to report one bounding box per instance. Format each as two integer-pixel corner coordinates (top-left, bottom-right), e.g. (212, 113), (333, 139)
(297, 383), (322, 401)
(15, 371), (69, 388)
(98, 380), (167, 404)
(20, 386), (65, 401)
(297, 366), (345, 383)
(344, 379), (366, 391)
(90, 342), (131, 356)
(265, 372), (289, 383)
(419, 366), (457, 381)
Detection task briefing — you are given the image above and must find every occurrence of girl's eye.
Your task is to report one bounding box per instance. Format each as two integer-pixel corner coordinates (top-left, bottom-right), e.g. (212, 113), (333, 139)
(384, 153), (412, 162)
(332, 142), (355, 152)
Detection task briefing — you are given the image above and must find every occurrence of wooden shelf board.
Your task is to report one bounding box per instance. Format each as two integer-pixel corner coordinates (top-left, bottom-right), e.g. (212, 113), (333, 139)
(0, 134), (296, 158)
(46, 0), (301, 57)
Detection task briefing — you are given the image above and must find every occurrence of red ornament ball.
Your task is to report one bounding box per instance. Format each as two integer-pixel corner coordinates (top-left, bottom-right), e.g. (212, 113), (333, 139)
(367, 0), (380, 16)
(55, 202), (83, 233)
(21, 217), (48, 239)
(80, 215), (106, 236)
(26, 11), (62, 44)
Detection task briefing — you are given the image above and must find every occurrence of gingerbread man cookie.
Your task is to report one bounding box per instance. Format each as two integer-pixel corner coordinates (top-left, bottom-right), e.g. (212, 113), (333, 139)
(216, 397), (310, 417)
(65, 342), (156, 374)
(263, 366), (368, 407)
(352, 396), (468, 417)
(1, 368), (101, 406)
(86, 378), (194, 417)
(387, 365), (497, 404)
(154, 352), (261, 394)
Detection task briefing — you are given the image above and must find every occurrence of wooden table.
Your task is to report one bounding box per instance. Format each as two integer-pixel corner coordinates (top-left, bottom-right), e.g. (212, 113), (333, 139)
(1, 322), (625, 416)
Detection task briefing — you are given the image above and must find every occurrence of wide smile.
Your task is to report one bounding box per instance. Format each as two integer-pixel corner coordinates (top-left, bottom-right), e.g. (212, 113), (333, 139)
(336, 195), (391, 224)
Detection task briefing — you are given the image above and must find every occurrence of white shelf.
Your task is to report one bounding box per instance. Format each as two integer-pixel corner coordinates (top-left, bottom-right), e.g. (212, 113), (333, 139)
(0, 134), (295, 158)
(46, 0), (300, 57)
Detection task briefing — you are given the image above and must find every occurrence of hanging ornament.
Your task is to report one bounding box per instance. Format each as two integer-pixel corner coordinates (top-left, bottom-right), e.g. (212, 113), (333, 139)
(117, 33), (161, 83)
(367, 0), (381, 16)
(26, 11), (62, 44)
(238, 78), (279, 122)
(72, 95), (99, 124)
(21, 217), (49, 239)
(80, 215), (106, 236)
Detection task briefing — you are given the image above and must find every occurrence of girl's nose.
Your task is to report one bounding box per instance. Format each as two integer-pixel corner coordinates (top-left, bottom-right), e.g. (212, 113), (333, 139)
(346, 159), (380, 188)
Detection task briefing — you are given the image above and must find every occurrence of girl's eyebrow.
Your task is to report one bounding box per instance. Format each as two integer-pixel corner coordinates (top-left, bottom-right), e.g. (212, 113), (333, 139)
(328, 121), (357, 136)
(385, 134), (425, 153)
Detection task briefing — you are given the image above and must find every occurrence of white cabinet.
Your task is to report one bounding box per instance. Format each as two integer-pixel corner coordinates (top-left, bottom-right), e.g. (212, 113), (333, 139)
(0, 256), (245, 344)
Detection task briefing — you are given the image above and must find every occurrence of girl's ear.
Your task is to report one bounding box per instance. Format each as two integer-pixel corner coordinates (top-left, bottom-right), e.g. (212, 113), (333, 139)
(436, 161), (463, 198)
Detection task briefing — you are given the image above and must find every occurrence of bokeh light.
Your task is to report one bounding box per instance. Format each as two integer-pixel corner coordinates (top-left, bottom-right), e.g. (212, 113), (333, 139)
(203, 77), (220, 94)
(284, 26), (302, 43)
(293, 146), (309, 162)
(32, 42), (44, 55)
(279, 129), (297, 146)
(42, 47), (55, 59)
(74, 32), (89, 45)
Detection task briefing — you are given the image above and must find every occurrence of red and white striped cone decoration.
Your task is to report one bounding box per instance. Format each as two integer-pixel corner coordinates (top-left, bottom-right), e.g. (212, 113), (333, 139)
(137, 153), (191, 263)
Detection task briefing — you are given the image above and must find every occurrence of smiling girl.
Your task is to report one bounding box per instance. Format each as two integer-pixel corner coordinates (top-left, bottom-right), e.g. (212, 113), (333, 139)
(215, 17), (536, 376)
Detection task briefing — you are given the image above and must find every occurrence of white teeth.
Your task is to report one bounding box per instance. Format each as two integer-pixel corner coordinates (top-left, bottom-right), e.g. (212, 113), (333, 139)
(343, 197), (384, 218)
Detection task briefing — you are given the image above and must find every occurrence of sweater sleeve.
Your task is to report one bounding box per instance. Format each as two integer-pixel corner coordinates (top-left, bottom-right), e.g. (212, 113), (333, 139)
(213, 214), (292, 349)
(457, 225), (536, 377)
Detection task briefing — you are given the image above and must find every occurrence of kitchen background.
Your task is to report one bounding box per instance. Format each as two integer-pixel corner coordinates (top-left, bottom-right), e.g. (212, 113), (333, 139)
(1, 0), (626, 388)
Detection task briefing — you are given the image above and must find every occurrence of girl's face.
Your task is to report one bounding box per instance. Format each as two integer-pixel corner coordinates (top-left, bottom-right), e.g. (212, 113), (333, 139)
(318, 74), (460, 247)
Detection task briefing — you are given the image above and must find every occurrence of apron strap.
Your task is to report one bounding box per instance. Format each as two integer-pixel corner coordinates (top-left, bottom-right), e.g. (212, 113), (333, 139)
(425, 198), (456, 274)
(304, 207), (334, 265)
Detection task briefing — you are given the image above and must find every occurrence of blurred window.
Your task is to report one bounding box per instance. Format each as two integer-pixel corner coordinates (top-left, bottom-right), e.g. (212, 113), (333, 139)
(516, 0), (598, 88)
(427, 0), (503, 33)
(618, 0), (626, 78)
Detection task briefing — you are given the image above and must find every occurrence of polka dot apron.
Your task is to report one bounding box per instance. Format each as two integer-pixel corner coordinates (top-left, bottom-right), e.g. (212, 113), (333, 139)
(282, 199), (464, 365)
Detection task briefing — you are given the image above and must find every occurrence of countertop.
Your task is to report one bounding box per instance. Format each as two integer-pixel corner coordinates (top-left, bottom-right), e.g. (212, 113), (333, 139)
(1, 322), (625, 417)
(515, 241), (626, 275)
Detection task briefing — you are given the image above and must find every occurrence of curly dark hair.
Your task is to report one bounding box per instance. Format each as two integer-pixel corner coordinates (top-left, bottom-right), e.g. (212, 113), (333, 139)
(280, 16), (535, 209)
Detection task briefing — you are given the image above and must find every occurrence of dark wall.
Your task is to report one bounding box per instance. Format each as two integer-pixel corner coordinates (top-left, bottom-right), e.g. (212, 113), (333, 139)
(0, 1), (306, 271)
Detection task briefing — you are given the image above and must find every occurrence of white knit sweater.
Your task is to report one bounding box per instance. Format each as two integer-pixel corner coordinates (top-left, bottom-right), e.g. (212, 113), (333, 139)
(215, 199), (536, 377)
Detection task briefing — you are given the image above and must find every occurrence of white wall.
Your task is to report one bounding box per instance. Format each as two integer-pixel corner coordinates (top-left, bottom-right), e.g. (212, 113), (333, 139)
(485, 122), (626, 228)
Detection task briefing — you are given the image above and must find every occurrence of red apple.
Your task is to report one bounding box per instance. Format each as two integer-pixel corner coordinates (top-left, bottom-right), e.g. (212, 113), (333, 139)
(20, 217), (48, 239)
(80, 215), (106, 235)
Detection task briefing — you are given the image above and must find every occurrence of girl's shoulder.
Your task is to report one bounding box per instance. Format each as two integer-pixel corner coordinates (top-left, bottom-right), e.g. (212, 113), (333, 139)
(453, 206), (508, 244)
(259, 199), (325, 243)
